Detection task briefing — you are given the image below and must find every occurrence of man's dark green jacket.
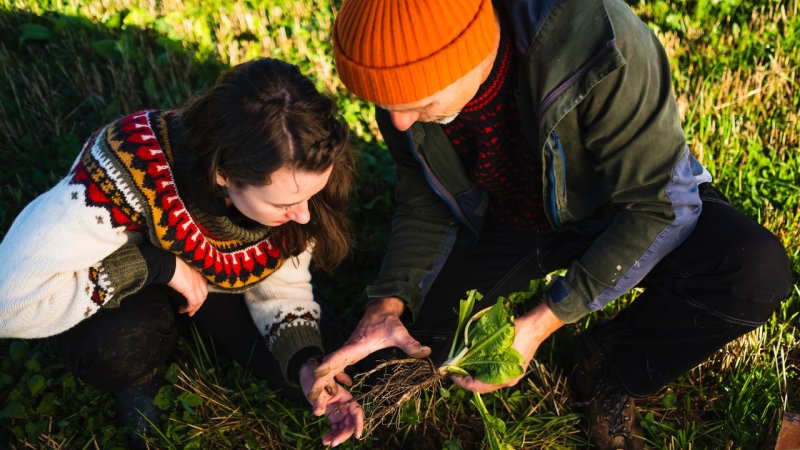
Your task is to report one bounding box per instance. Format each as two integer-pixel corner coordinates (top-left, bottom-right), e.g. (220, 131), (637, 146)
(366, 0), (710, 323)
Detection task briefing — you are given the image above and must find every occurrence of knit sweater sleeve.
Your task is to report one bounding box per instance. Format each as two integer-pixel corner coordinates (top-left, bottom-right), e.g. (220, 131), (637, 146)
(243, 246), (322, 384)
(0, 175), (153, 338)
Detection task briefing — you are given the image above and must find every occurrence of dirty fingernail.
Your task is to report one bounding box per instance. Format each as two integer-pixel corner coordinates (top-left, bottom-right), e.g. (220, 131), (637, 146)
(315, 366), (330, 377)
(411, 346), (431, 358)
(325, 384), (338, 396)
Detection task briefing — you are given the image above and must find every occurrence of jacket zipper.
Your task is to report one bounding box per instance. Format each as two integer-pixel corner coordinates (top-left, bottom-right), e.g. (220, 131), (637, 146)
(405, 131), (476, 234)
(537, 39), (616, 118)
(545, 131), (567, 227)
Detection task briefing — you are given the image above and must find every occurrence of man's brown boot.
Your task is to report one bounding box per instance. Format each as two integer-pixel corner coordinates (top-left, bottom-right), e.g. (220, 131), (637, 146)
(562, 331), (645, 450)
(582, 376), (645, 450)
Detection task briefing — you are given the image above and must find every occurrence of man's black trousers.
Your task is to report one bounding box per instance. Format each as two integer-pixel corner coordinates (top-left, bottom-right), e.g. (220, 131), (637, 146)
(409, 184), (793, 396)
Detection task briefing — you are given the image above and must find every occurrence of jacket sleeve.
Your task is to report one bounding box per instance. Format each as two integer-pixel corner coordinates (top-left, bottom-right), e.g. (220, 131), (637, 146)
(544, 11), (702, 323)
(0, 176), (154, 338)
(244, 246), (323, 384)
(365, 110), (458, 320)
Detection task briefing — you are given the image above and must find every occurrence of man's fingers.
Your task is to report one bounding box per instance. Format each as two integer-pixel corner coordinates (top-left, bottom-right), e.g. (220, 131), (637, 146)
(334, 372), (353, 387)
(451, 374), (476, 391)
(409, 345), (431, 359)
(395, 333), (431, 359)
(315, 346), (367, 379)
(450, 374), (502, 394)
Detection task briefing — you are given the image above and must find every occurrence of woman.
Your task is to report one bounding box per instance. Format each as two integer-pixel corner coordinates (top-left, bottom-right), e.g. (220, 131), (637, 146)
(0, 58), (362, 447)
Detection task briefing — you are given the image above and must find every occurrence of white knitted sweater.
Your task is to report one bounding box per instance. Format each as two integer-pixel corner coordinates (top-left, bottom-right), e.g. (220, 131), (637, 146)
(0, 111), (322, 378)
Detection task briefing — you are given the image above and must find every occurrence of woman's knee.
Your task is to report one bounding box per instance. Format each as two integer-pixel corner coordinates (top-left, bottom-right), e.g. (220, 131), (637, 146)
(50, 287), (180, 391)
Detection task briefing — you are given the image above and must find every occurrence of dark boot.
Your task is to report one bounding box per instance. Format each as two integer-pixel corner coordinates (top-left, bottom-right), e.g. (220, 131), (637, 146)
(562, 330), (645, 450)
(113, 367), (164, 448)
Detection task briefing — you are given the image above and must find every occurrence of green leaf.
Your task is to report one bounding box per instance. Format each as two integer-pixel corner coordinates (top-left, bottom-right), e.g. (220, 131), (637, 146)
(0, 373), (13, 389)
(9, 341), (28, 364)
(458, 349), (525, 384)
(36, 393), (58, 415)
(471, 392), (514, 450)
(467, 298), (513, 349)
(438, 386), (451, 398)
(91, 39), (119, 58)
(0, 402), (26, 419)
(165, 362), (180, 384)
(506, 283), (538, 305)
(122, 7), (154, 28)
(443, 440), (463, 450)
(27, 374), (46, 396)
(449, 289), (481, 359)
(662, 389), (677, 409)
(399, 400), (420, 425)
(458, 298), (524, 384)
(441, 365), (469, 376)
(153, 385), (175, 410)
(25, 357), (41, 373)
(19, 23), (52, 44)
(179, 392), (203, 413)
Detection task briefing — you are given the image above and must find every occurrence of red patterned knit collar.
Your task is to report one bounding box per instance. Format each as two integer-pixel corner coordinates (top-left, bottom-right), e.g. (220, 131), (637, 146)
(460, 33), (513, 114)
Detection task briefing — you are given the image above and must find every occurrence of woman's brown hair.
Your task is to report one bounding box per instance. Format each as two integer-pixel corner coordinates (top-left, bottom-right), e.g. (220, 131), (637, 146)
(181, 58), (354, 272)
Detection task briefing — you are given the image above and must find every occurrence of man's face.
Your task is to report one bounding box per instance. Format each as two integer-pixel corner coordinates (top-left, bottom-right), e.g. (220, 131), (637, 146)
(380, 37), (499, 132)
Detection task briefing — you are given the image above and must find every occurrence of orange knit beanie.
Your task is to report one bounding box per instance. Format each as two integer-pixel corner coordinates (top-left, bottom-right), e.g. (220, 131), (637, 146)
(333, 0), (498, 105)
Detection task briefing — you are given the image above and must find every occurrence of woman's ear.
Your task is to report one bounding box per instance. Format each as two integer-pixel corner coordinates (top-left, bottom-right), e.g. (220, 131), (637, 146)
(215, 170), (228, 188)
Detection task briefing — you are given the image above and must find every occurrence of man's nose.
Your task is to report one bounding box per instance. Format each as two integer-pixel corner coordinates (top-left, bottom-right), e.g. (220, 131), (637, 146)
(388, 110), (421, 132)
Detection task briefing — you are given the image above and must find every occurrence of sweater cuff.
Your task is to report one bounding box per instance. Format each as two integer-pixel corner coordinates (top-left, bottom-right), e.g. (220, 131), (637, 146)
(286, 346), (324, 386)
(544, 276), (593, 324)
(269, 324), (323, 386)
(100, 244), (149, 308)
(138, 244), (177, 285)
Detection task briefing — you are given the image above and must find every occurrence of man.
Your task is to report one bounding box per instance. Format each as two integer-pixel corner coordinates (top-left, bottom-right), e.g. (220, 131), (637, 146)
(310, 0), (793, 447)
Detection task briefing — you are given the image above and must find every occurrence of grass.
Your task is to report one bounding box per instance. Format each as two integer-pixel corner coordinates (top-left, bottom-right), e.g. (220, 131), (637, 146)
(0, 0), (798, 448)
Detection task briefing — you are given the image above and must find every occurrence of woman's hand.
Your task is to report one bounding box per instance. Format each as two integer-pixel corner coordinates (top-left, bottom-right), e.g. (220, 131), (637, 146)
(167, 257), (208, 316)
(300, 357), (364, 447)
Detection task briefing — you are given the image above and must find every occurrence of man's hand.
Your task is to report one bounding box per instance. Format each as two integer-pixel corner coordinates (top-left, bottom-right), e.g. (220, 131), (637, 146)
(300, 358), (363, 447)
(167, 257), (208, 316)
(308, 297), (431, 407)
(451, 303), (564, 393)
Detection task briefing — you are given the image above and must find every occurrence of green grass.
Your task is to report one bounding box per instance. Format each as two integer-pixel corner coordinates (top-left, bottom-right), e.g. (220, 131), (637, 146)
(0, 0), (798, 448)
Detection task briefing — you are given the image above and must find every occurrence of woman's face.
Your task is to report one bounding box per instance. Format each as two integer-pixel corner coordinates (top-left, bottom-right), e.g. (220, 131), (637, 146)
(216, 165), (333, 227)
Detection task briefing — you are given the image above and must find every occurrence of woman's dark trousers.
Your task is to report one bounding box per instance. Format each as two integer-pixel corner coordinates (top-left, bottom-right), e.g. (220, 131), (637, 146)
(48, 286), (298, 394)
